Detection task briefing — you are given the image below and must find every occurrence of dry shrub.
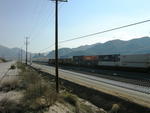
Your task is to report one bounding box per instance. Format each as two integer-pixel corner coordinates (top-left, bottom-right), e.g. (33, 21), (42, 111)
(20, 70), (42, 89)
(60, 92), (81, 113)
(0, 78), (20, 92)
(42, 85), (57, 106)
(21, 70), (57, 112)
(0, 58), (6, 62)
(109, 104), (120, 113)
(63, 93), (78, 106)
(17, 62), (26, 72)
(79, 104), (93, 113)
(10, 64), (16, 70)
(0, 97), (23, 113)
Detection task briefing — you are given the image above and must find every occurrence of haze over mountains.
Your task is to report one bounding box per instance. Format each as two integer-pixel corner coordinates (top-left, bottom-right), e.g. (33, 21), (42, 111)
(0, 45), (26, 60)
(46, 36), (150, 58)
(0, 37), (150, 60)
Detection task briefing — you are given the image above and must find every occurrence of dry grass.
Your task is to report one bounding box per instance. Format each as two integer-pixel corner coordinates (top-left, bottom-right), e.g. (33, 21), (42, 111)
(0, 97), (23, 113)
(17, 64), (58, 112)
(17, 62), (26, 72)
(59, 92), (81, 113)
(16, 63), (109, 113)
(0, 58), (6, 62)
(10, 64), (16, 70)
(109, 104), (120, 113)
(0, 77), (20, 92)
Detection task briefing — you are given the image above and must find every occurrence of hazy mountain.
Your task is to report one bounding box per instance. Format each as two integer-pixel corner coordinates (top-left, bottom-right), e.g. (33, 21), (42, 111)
(45, 36), (150, 58)
(46, 48), (73, 59)
(0, 45), (28, 60)
(3, 37), (150, 60)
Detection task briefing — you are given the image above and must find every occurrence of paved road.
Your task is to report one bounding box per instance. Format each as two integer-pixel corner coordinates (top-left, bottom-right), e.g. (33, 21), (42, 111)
(31, 63), (150, 108)
(0, 61), (17, 79)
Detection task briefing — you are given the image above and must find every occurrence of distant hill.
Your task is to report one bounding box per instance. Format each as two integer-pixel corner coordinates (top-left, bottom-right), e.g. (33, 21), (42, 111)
(0, 57), (6, 63)
(0, 45), (29, 60)
(3, 37), (149, 60)
(45, 36), (150, 58)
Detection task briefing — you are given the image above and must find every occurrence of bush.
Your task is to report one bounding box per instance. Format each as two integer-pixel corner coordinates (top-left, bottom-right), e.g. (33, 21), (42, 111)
(0, 78), (20, 92)
(79, 104), (93, 113)
(10, 64), (16, 70)
(17, 62), (26, 72)
(1, 58), (6, 62)
(0, 98), (23, 113)
(109, 104), (120, 113)
(21, 70), (57, 112)
(63, 93), (78, 106)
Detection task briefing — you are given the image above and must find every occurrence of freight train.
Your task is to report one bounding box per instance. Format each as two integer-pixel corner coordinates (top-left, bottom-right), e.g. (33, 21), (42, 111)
(48, 54), (150, 72)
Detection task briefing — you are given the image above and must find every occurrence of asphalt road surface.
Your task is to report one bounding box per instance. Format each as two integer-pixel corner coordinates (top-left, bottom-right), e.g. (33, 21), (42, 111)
(0, 61), (16, 80)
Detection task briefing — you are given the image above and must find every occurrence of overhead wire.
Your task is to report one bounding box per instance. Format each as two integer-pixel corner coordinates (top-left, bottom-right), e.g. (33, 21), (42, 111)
(59, 19), (150, 43)
(37, 19), (150, 53)
(29, 0), (49, 40)
(33, 2), (65, 53)
(28, 0), (43, 37)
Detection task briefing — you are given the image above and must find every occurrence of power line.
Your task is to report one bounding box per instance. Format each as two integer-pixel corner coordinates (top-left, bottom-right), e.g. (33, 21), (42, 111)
(25, 37), (30, 65)
(37, 19), (150, 53)
(28, 0), (53, 44)
(59, 19), (150, 43)
(31, 2), (64, 42)
(38, 44), (54, 52)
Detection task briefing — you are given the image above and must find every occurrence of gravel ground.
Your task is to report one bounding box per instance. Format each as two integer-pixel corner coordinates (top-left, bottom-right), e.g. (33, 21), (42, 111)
(0, 61), (18, 79)
(0, 61), (22, 101)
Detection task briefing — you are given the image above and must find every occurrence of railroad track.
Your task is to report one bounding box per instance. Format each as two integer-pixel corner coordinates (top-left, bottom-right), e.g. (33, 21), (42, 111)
(31, 63), (150, 108)
(58, 65), (150, 87)
(35, 62), (150, 88)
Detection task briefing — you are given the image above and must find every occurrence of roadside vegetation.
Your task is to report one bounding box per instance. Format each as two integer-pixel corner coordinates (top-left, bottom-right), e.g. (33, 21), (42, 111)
(0, 62), (119, 113)
(0, 57), (6, 63)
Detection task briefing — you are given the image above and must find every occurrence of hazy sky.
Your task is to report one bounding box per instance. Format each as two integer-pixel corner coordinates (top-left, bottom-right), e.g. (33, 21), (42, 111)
(0, 0), (150, 53)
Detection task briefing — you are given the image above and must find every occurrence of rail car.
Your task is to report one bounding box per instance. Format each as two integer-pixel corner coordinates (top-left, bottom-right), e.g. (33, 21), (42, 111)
(48, 54), (150, 72)
(32, 58), (49, 65)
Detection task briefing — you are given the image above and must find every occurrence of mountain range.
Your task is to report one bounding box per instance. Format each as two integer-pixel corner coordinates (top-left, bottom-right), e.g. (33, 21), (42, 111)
(1, 36), (150, 60)
(46, 36), (150, 58)
(0, 45), (27, 60)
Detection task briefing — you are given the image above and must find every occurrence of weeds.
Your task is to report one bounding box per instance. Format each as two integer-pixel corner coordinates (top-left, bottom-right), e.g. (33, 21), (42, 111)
(63, 93), (78, 106)
(0, 58), (6, 62)
(79, 104), (93, 113)
(0, 97), (23, 113)
(109, 104), (120, 113)
(16, 63), (58, 112)
(0, 78), (20, 92)
(10, 64), (16, 70)
(15, 63), (109, 113)
(17, 62), (26, 72)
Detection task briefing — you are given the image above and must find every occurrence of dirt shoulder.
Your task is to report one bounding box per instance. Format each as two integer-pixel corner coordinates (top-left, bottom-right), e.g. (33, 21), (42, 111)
(0, 62), (111, 113)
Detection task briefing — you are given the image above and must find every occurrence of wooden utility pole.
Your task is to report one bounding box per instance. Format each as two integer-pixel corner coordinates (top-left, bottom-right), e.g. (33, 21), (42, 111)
(25, 37), (29, 65)
(20, 48), (23, 63)
(30, 53), (32, 65)
(51, 0), (68, 93)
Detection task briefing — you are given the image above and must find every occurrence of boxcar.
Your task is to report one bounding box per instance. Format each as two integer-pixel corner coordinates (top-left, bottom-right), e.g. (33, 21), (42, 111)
(73, 56), (84, 65)
(48, 59), (55, 65)
(83, 56), (99, 66)
(120, 54), (150, 68)
(73, 56), (99, 66)
(98, 54), (120, 66)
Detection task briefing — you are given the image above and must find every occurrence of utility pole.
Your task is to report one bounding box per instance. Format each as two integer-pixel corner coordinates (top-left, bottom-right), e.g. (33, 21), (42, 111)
(51, 0), (68, 93)
(25, 37), (29, 65)
(30, 53), (32, 65)
(20, 48), (23, 63)
(18, 50), (20, 62)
